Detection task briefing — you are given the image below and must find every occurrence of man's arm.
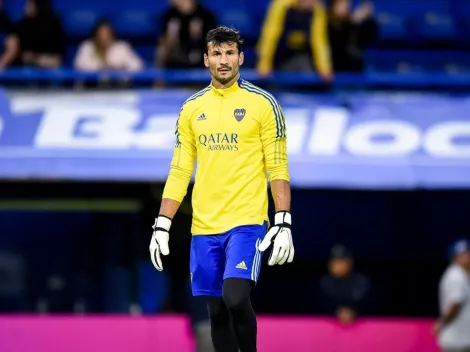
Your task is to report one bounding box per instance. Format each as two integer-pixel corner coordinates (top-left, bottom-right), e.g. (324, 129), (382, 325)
(258, 98), (293, 264)
(440, 302), (463, 326)
(160, 105), (197, 218)
(271, 179), (291, 212)
(311, 1), (332, 81)
(256, 0), (292, 76)
(259, 98), (290, 194)
(435, 276), (467, 334)
(440, 276), (466, 325)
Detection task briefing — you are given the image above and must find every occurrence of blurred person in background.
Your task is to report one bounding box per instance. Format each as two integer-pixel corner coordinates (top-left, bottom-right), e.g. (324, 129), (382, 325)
(156, 0), (217, 69)
(74, 19), (144, 72)
(316, 245), (371, 324)
(10, 0), (65, 69)
(256, 0), (332, 82)
(435, 239), (470, 352)
(326, 0), (378, 72)
(0, 250), (26, 312)
(0, 0), (19, 69)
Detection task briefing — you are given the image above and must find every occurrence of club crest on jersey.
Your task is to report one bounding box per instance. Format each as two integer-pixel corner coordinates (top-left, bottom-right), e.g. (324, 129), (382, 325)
(234, 108), (246, 122)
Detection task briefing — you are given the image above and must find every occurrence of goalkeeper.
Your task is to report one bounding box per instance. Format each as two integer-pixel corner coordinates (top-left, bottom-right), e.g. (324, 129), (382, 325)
(150, 26), (294, 352)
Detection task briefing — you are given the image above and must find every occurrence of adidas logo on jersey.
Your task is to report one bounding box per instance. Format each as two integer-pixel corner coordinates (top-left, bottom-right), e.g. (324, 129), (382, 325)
(236, 261), (247, 270)
(197, 113), (206, 121)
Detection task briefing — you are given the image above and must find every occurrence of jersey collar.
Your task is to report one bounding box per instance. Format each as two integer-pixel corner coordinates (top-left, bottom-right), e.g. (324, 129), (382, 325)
(211, 77), (242, 97)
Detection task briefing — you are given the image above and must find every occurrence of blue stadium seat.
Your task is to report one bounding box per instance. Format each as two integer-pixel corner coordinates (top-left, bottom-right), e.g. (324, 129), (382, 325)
(3, 1), (24, 21)
(373, 0), (452, 41)
(376, 12), (407, 40)
(451, 0), (470, 17)
(65, 46), (79, 67)
(63, 10), (100, 37)
(201, 0), (257, 39)
(111, 11), (157, 38)
(412, 13), (457, 41)
(135, 45), (156, 65)
(366, 49), (470, 73)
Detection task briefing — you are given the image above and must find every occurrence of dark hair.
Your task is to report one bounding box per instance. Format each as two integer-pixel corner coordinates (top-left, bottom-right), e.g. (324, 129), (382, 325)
(91, 18), (116, 40)
(205, 26), (244, 54)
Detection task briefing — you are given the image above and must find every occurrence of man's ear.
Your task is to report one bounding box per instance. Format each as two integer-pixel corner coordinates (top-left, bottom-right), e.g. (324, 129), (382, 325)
(204, 53), (209, 68)
(239, 51), (244, 66)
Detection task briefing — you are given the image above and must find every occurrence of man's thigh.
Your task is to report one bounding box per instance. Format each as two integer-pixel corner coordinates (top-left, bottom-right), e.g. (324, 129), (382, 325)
(223, 222), (268, 283)
(190, 235), (226, 296)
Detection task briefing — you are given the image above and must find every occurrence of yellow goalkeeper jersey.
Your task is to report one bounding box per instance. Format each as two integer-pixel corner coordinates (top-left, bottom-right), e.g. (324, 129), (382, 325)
(162, 77), (290, 235)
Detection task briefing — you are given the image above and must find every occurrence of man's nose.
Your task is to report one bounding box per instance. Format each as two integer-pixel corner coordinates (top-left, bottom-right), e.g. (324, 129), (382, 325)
(220, 54), (229, 64)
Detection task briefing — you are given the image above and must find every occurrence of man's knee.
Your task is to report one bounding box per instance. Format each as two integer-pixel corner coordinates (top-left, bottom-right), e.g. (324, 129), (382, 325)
(206, 296), (229, 324)
(222, 278), (253, 313)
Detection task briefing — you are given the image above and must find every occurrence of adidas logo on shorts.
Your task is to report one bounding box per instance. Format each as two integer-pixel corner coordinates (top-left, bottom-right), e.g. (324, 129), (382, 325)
(236, 261), (247, 270)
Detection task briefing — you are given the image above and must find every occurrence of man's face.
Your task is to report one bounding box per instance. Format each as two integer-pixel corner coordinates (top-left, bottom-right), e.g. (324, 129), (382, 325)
(332, 0), (351, 18)
(204, 41), (244, 85)
(170, 0), (194, 13)
(329, 258), (352, 278)
(456, 251), (470, 270)
(297, 0), (317, 10)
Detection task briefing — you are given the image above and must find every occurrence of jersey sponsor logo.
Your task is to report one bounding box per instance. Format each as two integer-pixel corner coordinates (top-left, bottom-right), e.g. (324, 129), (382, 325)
(198, 133), (239, 151)
(234, 108), (246, 122)
(196, 113), (206, 121)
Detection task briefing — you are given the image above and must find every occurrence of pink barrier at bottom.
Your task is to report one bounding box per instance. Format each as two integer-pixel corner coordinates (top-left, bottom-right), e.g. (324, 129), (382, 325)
(0, 315), (441, 352)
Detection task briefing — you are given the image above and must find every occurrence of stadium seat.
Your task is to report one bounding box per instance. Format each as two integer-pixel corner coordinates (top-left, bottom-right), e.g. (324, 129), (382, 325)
(201, 0), (258, 39)
(63, 10), (100, 38)
(135, 45), (156, 65)
(111, 11), (158, 39)
(365, 49), (470, 73)
(376, 12), (408, 41)
(412, 13), (457, 41)
(373, 0), (452, 41)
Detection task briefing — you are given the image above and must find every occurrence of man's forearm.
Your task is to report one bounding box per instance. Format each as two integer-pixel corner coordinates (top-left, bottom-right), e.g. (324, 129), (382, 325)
(158, 198), (181, 219)
(270, 179), (291, 212)
(440, 303), (462, 326)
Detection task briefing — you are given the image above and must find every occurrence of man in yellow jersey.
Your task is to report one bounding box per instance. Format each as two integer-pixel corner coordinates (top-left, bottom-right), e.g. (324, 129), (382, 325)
(256, 0), (332, 81)
(149, 26), (294, 352)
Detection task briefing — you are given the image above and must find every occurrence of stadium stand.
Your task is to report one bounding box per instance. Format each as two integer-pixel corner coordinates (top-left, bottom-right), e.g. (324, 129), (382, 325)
(3, 0), (470, 74)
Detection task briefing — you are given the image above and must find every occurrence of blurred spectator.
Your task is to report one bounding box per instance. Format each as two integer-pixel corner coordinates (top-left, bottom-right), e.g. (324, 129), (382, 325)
(156, 0), (217, 69)
(326, 0), (378, 72)
(11, 0), (66, 69)
(256, 0), (332, 81)
(435, 239), (470, 352)
(316, 245), (371, 324)
(0, 0), (18, 69)
(74, 19), (144, 72)
(0, 250), (26, 312)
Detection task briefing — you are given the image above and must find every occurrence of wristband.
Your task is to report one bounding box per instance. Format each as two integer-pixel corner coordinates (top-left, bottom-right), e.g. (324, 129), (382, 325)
(153, 215), (172, 232)
(274, 211), (291, 228)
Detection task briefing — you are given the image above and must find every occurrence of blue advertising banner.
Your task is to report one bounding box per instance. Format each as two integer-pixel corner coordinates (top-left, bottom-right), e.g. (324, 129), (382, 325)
(0, 88), (469, 189)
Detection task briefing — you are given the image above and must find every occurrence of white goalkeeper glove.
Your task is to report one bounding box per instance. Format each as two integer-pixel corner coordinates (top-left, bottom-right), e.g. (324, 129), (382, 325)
(149, 216), (171, 271)
(259, 211), (295, 266)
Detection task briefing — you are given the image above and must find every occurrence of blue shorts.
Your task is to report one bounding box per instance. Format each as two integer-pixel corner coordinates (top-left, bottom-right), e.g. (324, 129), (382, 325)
(190, 222), (268, 296)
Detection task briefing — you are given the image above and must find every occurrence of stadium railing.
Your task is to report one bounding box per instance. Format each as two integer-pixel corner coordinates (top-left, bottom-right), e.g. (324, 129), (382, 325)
(1, 68), (470, 88)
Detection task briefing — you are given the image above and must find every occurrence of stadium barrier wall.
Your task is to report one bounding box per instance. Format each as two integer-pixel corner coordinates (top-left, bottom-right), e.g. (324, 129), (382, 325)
(0, 315), (440, 352)
(2, 88), (470, 188)
(0, 67), (469, 87)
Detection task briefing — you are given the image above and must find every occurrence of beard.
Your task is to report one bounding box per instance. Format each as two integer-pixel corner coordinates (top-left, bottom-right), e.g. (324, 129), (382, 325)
(211, 66), (238, 85)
